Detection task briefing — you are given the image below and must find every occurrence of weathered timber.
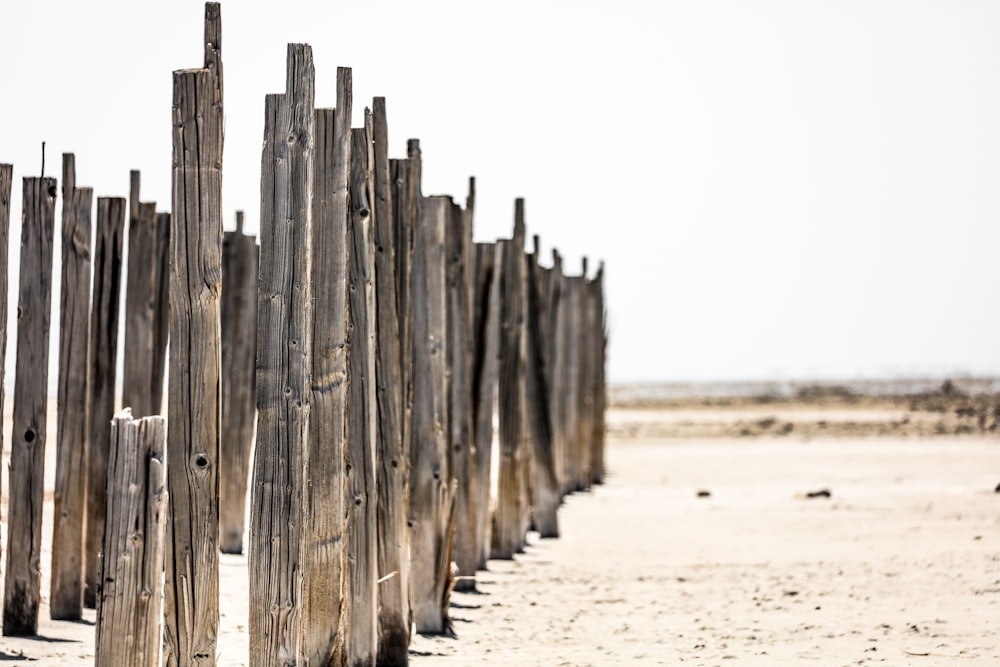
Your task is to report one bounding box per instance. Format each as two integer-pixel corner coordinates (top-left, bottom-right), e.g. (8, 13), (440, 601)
(51, 155), (92, 620)
(525, 239), (559, 537)
(2, 176), (56, 635)
(84, 196), (126, 609)
(94, 410), (167, 667)
(560, 274), (582, 495)
(150, 211), (170, 414)
(303, 73), (351, 666)
(589, 266), (607, 485)
(576, 258), (594, 490)
(347, 118), (379, 667)
(220, 212), (259, 554)
(447, 195), (477, 591)
(371, 96), (411, 666)
(164, 64), (223, 667)
(409, 195), (455, 634)
(249, 44), (315, 667)
(471, 242), (501, 570)
(123, 178), (161, 417)
(0, 165), (10, 531)
(546, 251), (566, 496)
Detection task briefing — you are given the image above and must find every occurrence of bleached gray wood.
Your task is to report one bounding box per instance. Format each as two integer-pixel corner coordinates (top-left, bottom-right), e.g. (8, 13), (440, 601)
(123, 181), (160, 417)
(3, 176), (56, 635)
(150, 212), (170, 415)
(370, 96), (411, 667)
(85, 196), (126, 609)
(409, 195), (454, 634)
(220, 212), (259, 555)
(303, 73), (351, 667)
(347, 119), (378, 666)
(249, 44), (315, 667)
(94, 410), (167, 667)
(164, 65), (223, 667)
(51, 154), (92, 620)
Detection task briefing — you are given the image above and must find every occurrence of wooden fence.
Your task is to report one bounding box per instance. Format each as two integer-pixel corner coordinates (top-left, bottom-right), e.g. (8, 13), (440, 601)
(0, 3), (607, 664)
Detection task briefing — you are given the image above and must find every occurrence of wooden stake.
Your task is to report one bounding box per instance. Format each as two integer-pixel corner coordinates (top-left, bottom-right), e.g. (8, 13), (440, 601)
(150, 211), (170, 415)
(123, 175), (160, 417)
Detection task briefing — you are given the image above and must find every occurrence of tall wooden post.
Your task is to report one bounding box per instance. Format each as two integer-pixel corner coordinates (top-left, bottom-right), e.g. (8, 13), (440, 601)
(220, 212), (259, 554)
(546, 251), (566, 497)
(164, 4), (224, 657)
(560, 275), (582, 494)
(589, 265), (607, 485)
(85, 196), (126, 608)
(371, 96), (411, 666)
(249, 44), (315, 666)
(410, 194), (455, 634)
(577, 258), (594, 489)
(0, 163), (10, 574)
(303, 68), (351, 666)
(94, 410), (167, 667)
(51, 154), (93, 620)
(3, 175), (57, 635)
(150, 211), (171, 414)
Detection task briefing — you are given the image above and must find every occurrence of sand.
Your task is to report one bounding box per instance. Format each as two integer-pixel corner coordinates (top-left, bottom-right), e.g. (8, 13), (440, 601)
(1, 398), (998, 665)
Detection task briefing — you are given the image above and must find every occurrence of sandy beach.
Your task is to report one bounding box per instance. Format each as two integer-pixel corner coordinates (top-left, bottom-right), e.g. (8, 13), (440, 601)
(1, 387), (998, 665)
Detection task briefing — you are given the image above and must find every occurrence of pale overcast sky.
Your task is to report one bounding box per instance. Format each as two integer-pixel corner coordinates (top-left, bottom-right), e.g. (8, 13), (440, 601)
(2, 0), (999, 384)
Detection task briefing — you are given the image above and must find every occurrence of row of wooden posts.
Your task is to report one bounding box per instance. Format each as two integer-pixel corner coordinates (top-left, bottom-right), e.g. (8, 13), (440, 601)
(0, 4), (607, 666)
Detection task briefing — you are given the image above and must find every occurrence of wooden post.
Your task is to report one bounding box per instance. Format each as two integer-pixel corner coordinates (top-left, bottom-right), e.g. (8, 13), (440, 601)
(85, 196), (126, 609)
(347, 117), (379, 666)
(371, 96), (411, 665)
(94, 410), (167, 667)
(123, 170), (160, 417)
(0, 164), (10, 573)
(2, 176), (56, 635)
(471, 241), (501, 570)
(303, 70), (351, 666)
(51, 154), (93, 620)
(150, 211), (170, 414)
(220, 211), (259, 554)
(249, 44), (315, 666)
(410, 194), (455, 634)
(546, 251), (565, 497)
(577, 258), (594, 489)
(589, 266), (607, 485)
(560, 274), (582, 494)
(164, 9), (224, 653)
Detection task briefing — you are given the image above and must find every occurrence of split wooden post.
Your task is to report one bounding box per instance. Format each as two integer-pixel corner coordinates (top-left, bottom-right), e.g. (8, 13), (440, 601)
(94, 410), (167, 667)
(2, 176), (56, 635)
(84, 195), (126, 608)
(371, 96), (412, 665)
(248, 43), (315, 666)
(0, 164), (10, 571)
(164, 5), (224, 658)
(347, 117), (379, 666)
(410, 194), (455, 634)
(51, 154), (93, 620)
(471, 241), (501, 570)
(220, 211), (259, 554)
(303, 68), (351, 666)
(150, 211), (171, 414)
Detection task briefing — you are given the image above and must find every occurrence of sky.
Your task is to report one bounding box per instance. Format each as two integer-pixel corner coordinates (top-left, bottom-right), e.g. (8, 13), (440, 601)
(1, 0), (999, 385)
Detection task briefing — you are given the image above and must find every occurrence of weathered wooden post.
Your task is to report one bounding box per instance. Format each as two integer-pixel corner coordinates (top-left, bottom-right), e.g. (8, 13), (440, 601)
(85, 195), (126, 608)
(249, 43), (315, 666)
(163, 5), (224, 662)
(220, 211), (259, 555)
(410, 194), (456, 634)
(371, 96), (412, 665)
(472, 241), (501, 569)
(51, 154), (93, 620)
(0, 164), (10, 563)
(546, 250), (566, 497)
(94, 409), (167, 667)
(2, 175), (56, 635)
(561, 273), (583, 493)
(303, 68), (350, 666)
(589, 265), (608, 485)
(150, 211), (170, 414)
(577, 258), (594, 489)
(122, 171), (161, 416)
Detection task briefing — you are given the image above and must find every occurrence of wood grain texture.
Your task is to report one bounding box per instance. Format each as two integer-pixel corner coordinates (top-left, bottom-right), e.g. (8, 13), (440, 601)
(347, 119), (379, 667)
(51, 154), (93, 620)
(84, 196), (126, 609)
(370, 97), (411, 667)
(249, 44), (315, 667)
(303, 79), (350, 666)
(220, 214), (259, 555)
(94, 410), (167, 667)
(164, 66), (222, 667)
(3, 176), (57, 635)
(150, 212), (170, 415)
(123, 183), (160, 417)
(0, 164), (10, 594)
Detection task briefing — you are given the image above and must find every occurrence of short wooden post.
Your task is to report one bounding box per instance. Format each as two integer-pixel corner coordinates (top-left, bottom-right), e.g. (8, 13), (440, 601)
(220, 211), (259, 555)
(164, 25), (224, 658)
(371, 96), (412, 665)
(249, 44), (315, 666)
(471, 241), (501, 570)
(51, 154), (93, 620)
(0, 164), (10, 566)
(410, 194), (455, 634)
(123, 170), (160, 416)
(150, 211), (170, 414)
(303, 70), (351, 666)
(94, 409), (167, 667)
(2, 176), (56, 635)
(85, 195), (127, 609)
